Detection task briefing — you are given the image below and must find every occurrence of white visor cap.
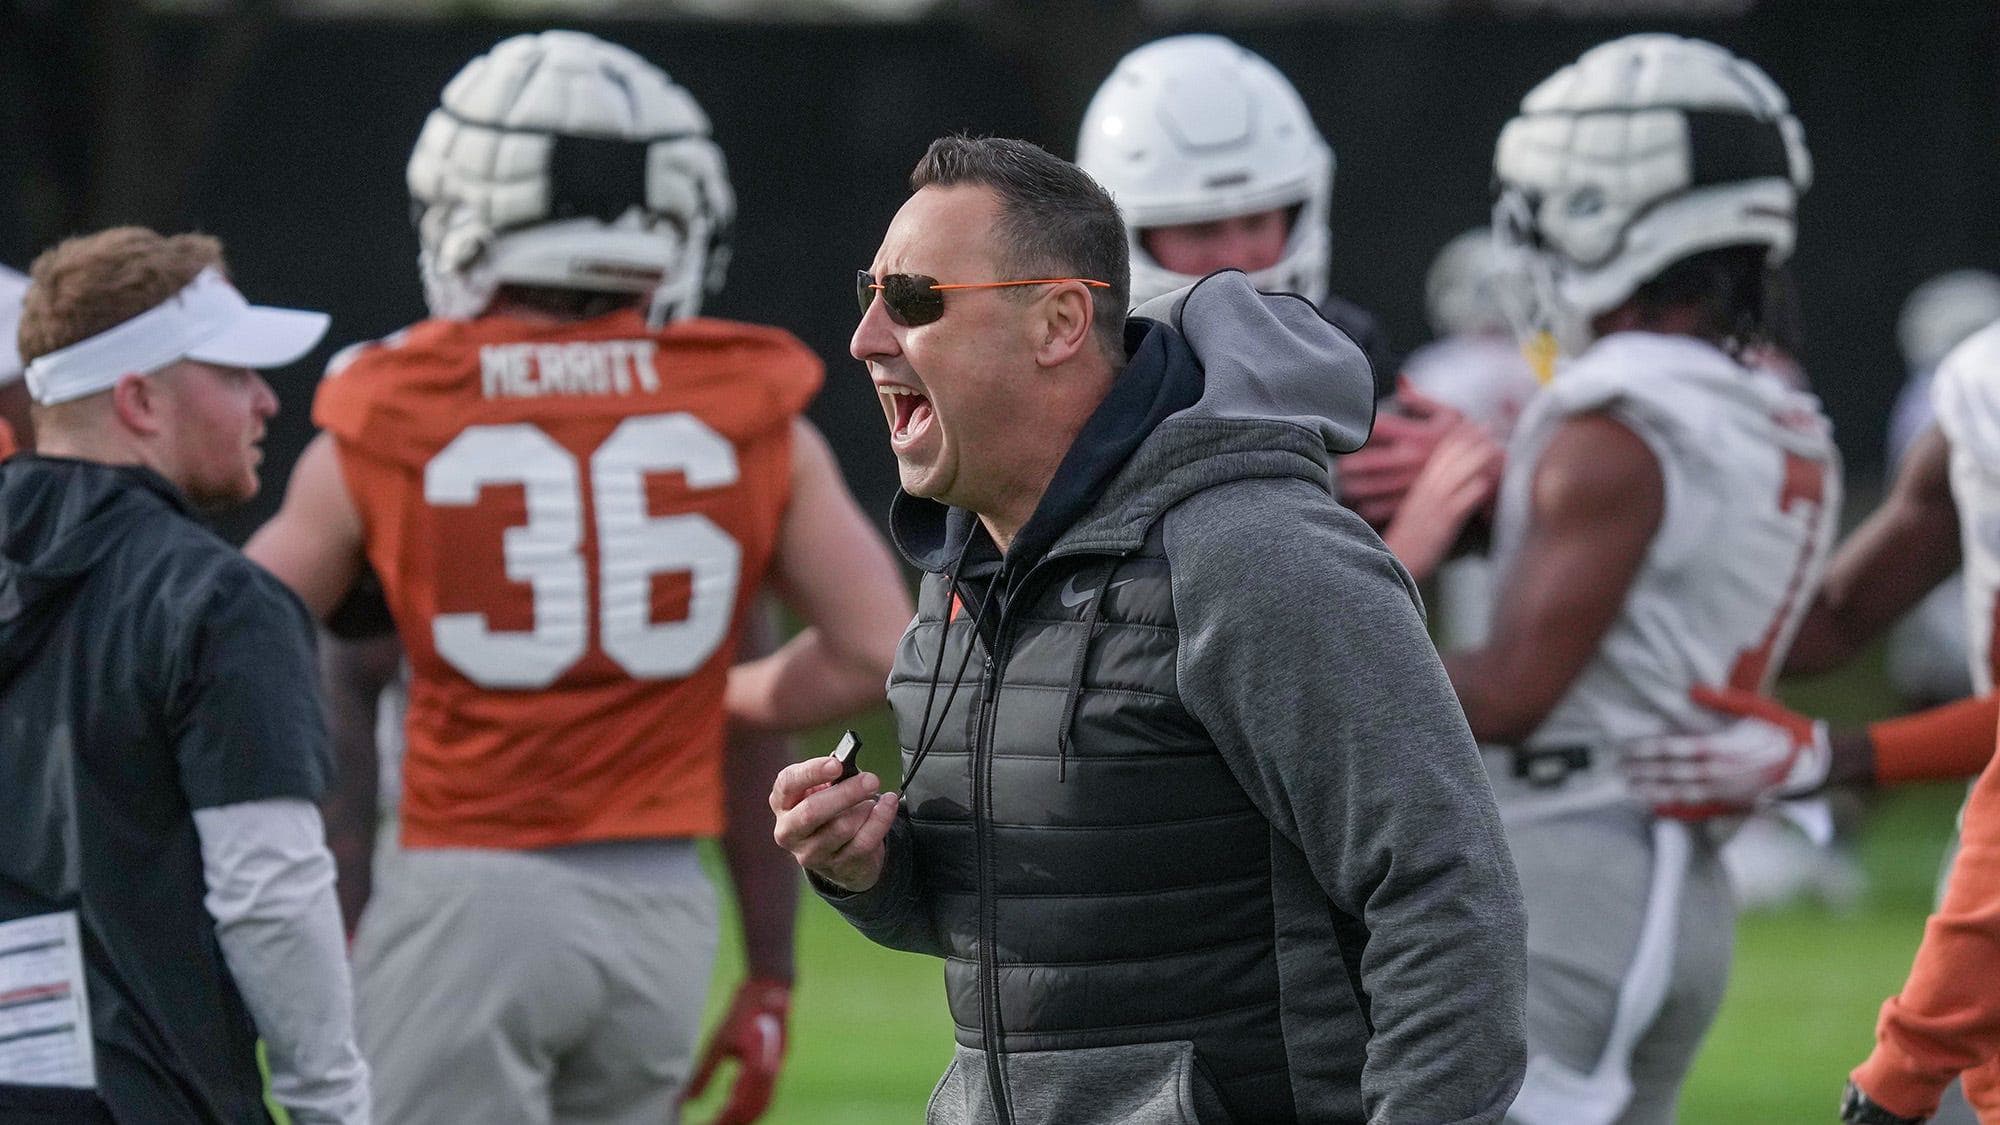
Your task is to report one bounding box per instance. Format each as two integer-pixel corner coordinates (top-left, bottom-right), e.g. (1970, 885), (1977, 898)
(23, 267), (329, 405)
(0, 265), (27, 387)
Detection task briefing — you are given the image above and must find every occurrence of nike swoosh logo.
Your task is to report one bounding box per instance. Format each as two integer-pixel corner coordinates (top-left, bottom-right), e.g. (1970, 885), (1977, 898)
(752, 1013), (783, 1069)
(1059, 573), (1141, 609)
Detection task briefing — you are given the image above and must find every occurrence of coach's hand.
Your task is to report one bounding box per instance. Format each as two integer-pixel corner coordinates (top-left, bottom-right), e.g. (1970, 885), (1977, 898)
(684, 977), (791, 1125)
(770, 757), (898, 893)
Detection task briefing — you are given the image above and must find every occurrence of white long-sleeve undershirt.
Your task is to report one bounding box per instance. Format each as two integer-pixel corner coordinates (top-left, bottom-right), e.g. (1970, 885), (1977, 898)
(193, 798), (369, 1125)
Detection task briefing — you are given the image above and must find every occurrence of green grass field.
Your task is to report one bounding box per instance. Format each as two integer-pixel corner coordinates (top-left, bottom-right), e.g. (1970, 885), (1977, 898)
(680, 647), (1970, 1124)
(262, 631), (1961, 1123)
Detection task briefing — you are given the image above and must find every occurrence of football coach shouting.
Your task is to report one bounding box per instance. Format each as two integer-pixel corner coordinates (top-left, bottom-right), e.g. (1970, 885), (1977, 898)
(0, 228), (367, 1123)
(772, 135), (1526, 1125)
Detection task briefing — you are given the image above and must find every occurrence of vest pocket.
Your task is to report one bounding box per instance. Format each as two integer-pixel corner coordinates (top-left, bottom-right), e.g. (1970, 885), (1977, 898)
(922, 1040), (1231, 1124)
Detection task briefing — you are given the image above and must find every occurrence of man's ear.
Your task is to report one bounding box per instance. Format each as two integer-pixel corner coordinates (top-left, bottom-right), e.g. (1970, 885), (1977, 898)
(110, 372), (167, 437)
(1033, 283), (1097, 369)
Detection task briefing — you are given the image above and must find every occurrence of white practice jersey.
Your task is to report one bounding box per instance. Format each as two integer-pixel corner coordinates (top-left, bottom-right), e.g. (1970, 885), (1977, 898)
(1932, 320), (2000, 694)
(1490, 332), (1841, 812)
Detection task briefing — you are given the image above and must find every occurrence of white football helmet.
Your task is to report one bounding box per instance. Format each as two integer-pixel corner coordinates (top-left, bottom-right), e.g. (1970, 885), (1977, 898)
(407, 31), (734, 323)
(1424, 227), (1512, 339)
(1898, 269), (2000, 373)
(1491, 34), (1811, 356)
(1077, 34), (1332, 307)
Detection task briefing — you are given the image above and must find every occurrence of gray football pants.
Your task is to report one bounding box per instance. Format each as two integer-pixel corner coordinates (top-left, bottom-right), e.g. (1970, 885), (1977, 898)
(1502, 806), (1734, 1125)
(353, 841), (718, 1125)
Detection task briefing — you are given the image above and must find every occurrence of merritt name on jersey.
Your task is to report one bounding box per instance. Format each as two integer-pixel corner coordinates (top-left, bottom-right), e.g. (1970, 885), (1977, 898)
(480, 339), (662, 399)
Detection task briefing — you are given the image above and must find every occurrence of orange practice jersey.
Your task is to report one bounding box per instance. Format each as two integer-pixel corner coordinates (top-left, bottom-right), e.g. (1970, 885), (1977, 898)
(1851, 714), (2000, 1119)
(315, 311), (822, 849)
(0, 417), (16, 460)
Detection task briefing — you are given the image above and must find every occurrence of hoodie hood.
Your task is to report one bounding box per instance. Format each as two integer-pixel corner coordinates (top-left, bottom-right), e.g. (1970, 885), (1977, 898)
(892, 269), (1375, 574)
(1133, 269), (1376, 454)
(0, 457), (190, 684)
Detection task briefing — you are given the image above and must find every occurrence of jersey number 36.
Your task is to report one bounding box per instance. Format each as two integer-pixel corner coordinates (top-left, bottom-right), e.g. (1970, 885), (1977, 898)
(423, 413), (740, 690)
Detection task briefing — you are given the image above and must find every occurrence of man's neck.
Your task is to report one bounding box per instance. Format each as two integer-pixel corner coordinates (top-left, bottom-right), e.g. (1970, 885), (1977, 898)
(1592, 303), (1719, 344)
(967, 349), (1122, 560)
(35, 427), (165, 480)
(970, 413), (1095, 558)
(486, 292), (645, 324)
(978, 514), (1019, 556)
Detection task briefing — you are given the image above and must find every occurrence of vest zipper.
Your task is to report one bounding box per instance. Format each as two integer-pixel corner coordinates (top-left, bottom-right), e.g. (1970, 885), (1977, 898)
(974, 583), (1017, 1125)
(968, 550), (1120, 1125)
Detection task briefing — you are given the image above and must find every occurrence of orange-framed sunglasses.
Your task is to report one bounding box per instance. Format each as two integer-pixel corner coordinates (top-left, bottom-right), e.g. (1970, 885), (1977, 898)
(856, 271), (1111, 327)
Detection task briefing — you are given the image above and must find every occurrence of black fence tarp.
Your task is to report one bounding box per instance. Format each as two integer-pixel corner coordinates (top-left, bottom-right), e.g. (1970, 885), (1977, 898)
(1, 2), (1995, 538)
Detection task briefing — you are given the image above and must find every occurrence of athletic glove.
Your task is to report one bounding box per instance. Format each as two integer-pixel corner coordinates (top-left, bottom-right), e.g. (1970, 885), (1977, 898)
(684, 977), (791, 1125)
(1621, 685), (1831, 819)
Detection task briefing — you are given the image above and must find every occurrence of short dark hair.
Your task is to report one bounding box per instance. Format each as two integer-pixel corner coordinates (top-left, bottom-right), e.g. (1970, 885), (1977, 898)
(910, 135), (1129, 359)
(1623, 245), (1774, 356)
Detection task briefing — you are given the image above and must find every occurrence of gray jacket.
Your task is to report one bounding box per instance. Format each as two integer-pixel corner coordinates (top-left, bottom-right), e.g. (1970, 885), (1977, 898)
(825, 272), (1526, 1124)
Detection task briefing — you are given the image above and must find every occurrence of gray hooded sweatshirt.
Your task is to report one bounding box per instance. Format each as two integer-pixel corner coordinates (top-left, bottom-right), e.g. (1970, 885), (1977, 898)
(824, 271), (1526, 1124)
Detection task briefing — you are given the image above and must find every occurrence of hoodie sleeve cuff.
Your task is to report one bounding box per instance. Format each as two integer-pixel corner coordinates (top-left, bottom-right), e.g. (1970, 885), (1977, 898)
(1853, 1048), (1950, 1121)
(809, 858), (909, 923)
(806, 817), (943, 957)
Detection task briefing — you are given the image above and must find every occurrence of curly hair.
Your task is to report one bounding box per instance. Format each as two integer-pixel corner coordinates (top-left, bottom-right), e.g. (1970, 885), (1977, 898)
(17, 227), (224, 364)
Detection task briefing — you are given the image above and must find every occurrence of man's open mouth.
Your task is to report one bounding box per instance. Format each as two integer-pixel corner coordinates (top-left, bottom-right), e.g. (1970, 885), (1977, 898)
(884, 386), (934, 445)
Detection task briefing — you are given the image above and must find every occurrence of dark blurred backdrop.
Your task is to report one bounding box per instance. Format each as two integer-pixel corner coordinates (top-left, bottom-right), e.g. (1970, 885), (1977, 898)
(1, 0), (1995, 539)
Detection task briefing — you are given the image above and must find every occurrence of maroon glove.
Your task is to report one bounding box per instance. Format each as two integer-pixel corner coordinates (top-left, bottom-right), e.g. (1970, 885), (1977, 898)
(683, 977), (791, 1125)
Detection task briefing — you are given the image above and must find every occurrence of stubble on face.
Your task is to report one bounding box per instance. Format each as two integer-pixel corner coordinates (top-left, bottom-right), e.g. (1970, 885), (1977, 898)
(155, 361), (273, 508)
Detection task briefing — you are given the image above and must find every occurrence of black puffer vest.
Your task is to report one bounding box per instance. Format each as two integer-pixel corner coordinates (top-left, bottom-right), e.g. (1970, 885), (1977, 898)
(888, 520), (1298, 1123)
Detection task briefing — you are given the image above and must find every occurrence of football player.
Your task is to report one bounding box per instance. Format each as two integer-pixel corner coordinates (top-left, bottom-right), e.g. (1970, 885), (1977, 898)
(246, 32), (912, 1125)
(1840, 320), (2000, 1122)
(1405, 229), (1544, 449)
(1883, 271), (2000, 709)
(1622, 321), (2000, 1124)
(1392, 227), (1542, 639)
(1075, 35), (1498, 580)
(1075, 34), (1391, 384)
(1435, 35), (1831, 1123)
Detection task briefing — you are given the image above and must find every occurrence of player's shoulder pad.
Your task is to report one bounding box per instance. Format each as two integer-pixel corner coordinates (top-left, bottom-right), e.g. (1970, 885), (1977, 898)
(1541, 332), (1765, 446)
(321, 325), (420, 382)
(1544, 333), (1671, 414)
(667, 316), (825, 413)
(312, 322), (443, 448)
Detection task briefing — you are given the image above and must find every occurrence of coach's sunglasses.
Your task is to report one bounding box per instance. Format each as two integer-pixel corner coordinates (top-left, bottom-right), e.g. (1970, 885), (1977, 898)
(856, 271), (1111, 327)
